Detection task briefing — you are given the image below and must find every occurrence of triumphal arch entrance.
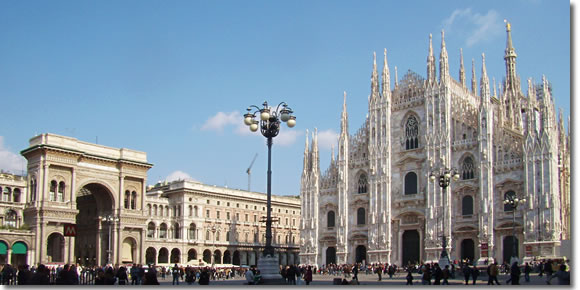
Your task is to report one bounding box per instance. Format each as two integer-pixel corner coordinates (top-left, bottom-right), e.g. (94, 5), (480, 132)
(21, 133), (152, 266)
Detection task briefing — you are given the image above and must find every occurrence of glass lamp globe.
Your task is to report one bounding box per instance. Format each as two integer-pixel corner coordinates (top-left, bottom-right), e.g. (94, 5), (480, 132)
(444, 172), (451, 179)
(260, 109), (270, 121)
(244, 114), (254, 126)
(287, 116), (296, 128)
(250, 122), (259, 132)
(430, 174), (436, 181)
(453, 174), (460, 181)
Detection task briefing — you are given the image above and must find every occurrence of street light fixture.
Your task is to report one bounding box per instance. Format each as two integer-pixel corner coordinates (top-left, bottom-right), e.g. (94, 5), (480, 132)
(503, 194), (526, 265)
(211, 225), (217, 265)
(243, 100), (295, 283)
(429, 167), (460, 267)
(101, 214), (119, 266)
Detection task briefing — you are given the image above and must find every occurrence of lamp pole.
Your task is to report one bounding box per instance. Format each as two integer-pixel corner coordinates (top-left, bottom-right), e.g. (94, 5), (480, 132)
(503, 194), (526, 265)
(102, 214), (118, 266)
(211, 225), (217, 265)
(243, 101), (296, 257)
(429, 167), (460, 267)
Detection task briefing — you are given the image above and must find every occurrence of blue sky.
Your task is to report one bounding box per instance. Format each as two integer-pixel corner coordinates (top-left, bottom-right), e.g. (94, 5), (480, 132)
(0, 1), (571, 196)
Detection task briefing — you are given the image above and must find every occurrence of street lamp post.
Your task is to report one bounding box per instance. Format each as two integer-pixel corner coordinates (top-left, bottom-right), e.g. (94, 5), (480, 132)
(211, 225), (217, 265)
(102, 214), (118, 266)
(243, 101), (295, 283)
(503, 194), (526, 265)
(429, 167), (460, 267)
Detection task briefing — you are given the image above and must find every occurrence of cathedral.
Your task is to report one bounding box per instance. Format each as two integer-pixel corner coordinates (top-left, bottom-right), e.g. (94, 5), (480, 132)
(299, 22), (570, 267)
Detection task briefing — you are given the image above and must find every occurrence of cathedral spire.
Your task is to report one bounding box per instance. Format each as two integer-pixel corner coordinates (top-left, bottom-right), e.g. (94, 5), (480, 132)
(371, 51), (379, 98)
(504, 20), (518, 92)
(459, 48), (466, 87)
(471, 59), (477, 95)
(480, 53), (490, 99)
(303, 129), (310, 172)
(394, 66), (399, 88)
(312, 128), (319, 173)
(331, 144), (335, 164)
(341, 91), (349, 135)
(427, 33), (436, 84)
(382, 48), (391, 97)
(439, 30), (449, 84)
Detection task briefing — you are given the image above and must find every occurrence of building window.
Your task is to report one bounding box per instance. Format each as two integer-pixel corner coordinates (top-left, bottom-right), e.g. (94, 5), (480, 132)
(49, 181), (57, 201)
(216, 231), (220, 241)
(504, 191), (516, 211)
(245, 232), (249, 242)
(285, 218), (288, 225)
(147, 204), (152, 216)
(226, 232), (230, 242)
(462, 157), (475, 180)
(404, 172), (418, 195)
(131, 191), (137, 209)
(159, 224), (167, 239)
(405, 115), (419, 150)
(327, 211), (335, 228)
(292, 219), (295, 226)
(189, 205), (193, 217)
(226, 212), (230, 220)
(462, 196), (474, 216)
(147, 222), (155, 238)
(58, 181), (65, 202)
(245, 214), (248, 222)
(358, 173), (368, 193)
(124, 190), (130, 209)
(206, 210), (210, 218)
(217, 201), (220, 205)
(236, 213), (240, 220)
(206, 231), (210, 240)
(174, 223), (180, 239)
(217, 211), (221, 219)
(189, 223), (196, 239)
(357, 208), (366, 225)
(254, 215), (257, 222)
(194, 206), (199, 217)
(4, 210), (17, 228)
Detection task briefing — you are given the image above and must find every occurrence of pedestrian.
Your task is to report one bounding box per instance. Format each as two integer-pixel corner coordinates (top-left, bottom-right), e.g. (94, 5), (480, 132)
(510, 261), (521, 285)
(287, 265), (296, 285)
(488, 261), (500, 285)
(171, 264), (180, 285)
(462, 265), (471, 285)
(524, 262), (531, 282)
(198, 268), (210, 285)
(352, 263), (359, 281)
(405, 270), (413, 285)
(545, 259), (554, 284)
(548, 264), (570, 285)
(421, 264), (431, 285)
(376, 264), (382, 281)
(17, 265), (31, 285)
(116, 266), (128, 285)
(305, 266), (313, 285)
(433, 263), (442, 285)
(143, 269), (159, 285)
(442, 265), (450, 285)
(130, 264), (139, 285)
(245, 267), (254, 285)
(471, 266), (479, 285)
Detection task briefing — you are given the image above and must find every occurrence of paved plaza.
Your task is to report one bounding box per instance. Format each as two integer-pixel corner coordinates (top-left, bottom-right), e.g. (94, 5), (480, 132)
(158, 272), (564, 286)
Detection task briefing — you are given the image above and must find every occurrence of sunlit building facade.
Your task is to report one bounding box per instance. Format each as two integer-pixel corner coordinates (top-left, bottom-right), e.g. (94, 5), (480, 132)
(300, 23), (570, 267)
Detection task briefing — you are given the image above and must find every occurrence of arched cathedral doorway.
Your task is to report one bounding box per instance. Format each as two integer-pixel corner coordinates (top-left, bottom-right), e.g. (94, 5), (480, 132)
(355, 245), (366, 264)
(326, 247), (336, 265)
(402, 230), (420, 265)
(461, 239), (475, 263)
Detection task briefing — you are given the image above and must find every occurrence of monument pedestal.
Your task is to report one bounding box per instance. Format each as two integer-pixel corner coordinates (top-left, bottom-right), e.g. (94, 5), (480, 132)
(257, 254), (285, 285)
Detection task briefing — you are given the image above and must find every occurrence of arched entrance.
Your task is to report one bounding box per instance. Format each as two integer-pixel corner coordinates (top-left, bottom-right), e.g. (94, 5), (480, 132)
(326, 247), (336, 265)
(233, 250), (240, 265)
(158, 247), (169, 264)
(187, 249), (197, 263)
(461, 239), (475, 263)
(203, 250), (212, 264)
(11, 242), (28, 266)
(213, 250), (222, 264)
(47, 233), (65, 263)
(171, 248), (181, 263)
(145, 247), (156, 265)
(355, 245), (366, 264)
(75, 183), (114, 266)
(121, 238), (137, 264)
(503, 236), (518, 263)
(223, 250), (231, 264)
(402, 230), (420, 266)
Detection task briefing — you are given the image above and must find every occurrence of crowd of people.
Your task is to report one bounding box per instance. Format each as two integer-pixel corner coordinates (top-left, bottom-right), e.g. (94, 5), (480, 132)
(0, 258), (570, 285)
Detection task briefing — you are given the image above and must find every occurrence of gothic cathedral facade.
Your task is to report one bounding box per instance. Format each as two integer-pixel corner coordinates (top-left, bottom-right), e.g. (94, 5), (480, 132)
(299, 23), (570, 267)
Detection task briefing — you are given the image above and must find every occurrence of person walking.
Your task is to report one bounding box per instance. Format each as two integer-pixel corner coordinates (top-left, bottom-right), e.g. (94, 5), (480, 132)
(510, 262), (521, 285)
(304, 266), (313, 285)
(405, 269), (414, 285)
(442, 265), (450, 285)
(245, 267), (254, 285)
(462, 265), (471, 285)
(376, 264), (382, 281)
(524, 262), (531, 282)
(433, 263), (442, 285)
(116, 266), (128, 285)
(471, 266), (479, 285)
(421, 264), (431, 285)
(488, 261), (500, 285)
(548, 264), (570, 285)
(171, 264), (180, 285)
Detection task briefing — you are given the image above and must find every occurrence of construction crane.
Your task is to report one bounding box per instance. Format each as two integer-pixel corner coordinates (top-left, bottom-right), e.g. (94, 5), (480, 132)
(246, 153), (258, 191)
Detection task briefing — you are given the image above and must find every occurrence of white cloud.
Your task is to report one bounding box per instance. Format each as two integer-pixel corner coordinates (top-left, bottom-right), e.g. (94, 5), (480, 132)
(442, 8), (503, 47)
(275, 130), (303, 147)
(201, 111), (241, 132)
(166, 170), (197, 182)
(317, 129), (339, 150)
(0, 136), (27, 174)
